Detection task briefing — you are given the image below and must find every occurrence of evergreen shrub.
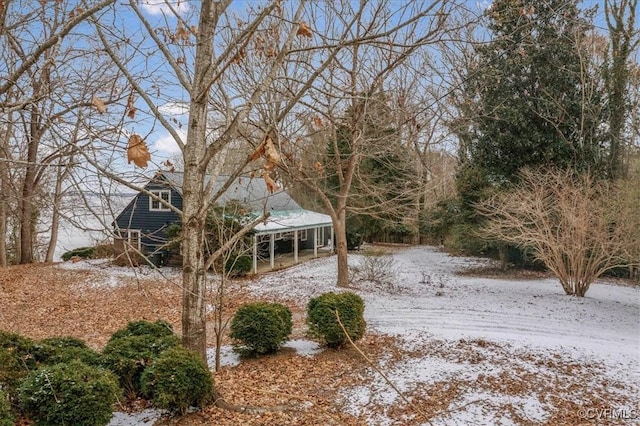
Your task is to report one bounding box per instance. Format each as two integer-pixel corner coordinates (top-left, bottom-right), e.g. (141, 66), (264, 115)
(102, 320), (179, 396)
(18, 360), (120, 426)
(229, 302), (292, 356)
(307, 292), (366, 347)
(0, 331), (37, 398)
(0, 390), (15, 426)
(61, 246), (95, 261)
(140, 346), (213, 414)
(225, 254), (253, 277)
(33, 336), (101, 367)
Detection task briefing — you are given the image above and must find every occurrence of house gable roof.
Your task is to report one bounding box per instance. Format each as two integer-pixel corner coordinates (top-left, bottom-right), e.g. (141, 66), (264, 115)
(114, 171), (332, 234)
(159, 171), (301, 213)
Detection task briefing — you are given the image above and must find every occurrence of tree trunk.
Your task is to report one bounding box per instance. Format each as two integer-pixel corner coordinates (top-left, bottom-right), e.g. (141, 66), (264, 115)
(19, 87), (45, 264)
(498, 244), (508, 271)
(0, 186), (6, 267)
(45, 169), (65, 262)
(19, 136), (39, 264)
(0, 125), (9, 267)
(181, 195), (208, 360)
(334, 208), (349, 287)
(180, 1), (216, 362)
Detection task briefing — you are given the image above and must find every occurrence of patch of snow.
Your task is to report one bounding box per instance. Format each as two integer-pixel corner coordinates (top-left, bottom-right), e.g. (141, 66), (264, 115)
(429, 392), (549, 426)
(57, 259), (183, 289)
(282, 339), (323, 357)
(206, 345), (241, 368)
(245, 245), (640, 425)
(108, 408), (165, 426)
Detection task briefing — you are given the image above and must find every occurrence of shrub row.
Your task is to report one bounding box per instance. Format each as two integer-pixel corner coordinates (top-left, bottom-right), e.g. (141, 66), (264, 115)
(229, 291), (366, 356)
(0, 320), (213, 425)
(1, 292), (367, 424)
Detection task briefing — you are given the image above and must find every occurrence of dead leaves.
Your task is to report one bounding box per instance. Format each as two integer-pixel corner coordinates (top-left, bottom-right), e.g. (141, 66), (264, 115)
(163, 160), (175, 173)
(68, 6), (85, 19)
(263, 173), (279, 194)
(520, 5), (535, 17)
(92, 96), (107, 114)
(127, 134), (151, 168)
(232, 48), (246, 64)
(126, 92), (136, 119)
(297, 22), (312, 38)
(175, 21), (190, 42)
(249, 135), (280, 165)
(250, 135), (281, 193)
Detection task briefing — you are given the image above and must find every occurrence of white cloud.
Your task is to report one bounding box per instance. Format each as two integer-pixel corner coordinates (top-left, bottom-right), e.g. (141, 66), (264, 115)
(158, 101), (189, 116)
(140, 0), (190, 16)
(476, 0), (493, 11)
(153, 128), (186, 155)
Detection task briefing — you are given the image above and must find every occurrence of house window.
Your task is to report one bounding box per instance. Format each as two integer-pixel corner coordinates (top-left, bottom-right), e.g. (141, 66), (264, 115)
(149, 190), (171, 211)
(119, 229), (141, 250)
(299, 229), (307, 241)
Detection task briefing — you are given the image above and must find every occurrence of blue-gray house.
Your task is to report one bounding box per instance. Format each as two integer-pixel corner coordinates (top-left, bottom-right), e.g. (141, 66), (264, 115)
(113, 171), (334, 272)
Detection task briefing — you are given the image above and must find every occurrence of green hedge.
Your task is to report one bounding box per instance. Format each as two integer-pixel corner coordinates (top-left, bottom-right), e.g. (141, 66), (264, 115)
(33, 336), (101, 367)
(141, 346), (213, 414)
(0, 390), (15, 426)
(307, 292), (366, 348)
(0, 331), (38, 399)
(230, 302), (292, 356)
(61, 246), (95, 261)
(102, 320), (180, 396)
(19, 360), (120, 426)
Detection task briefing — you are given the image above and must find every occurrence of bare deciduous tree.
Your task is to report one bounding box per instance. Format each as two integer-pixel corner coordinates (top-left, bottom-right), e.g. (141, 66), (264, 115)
(277, 0), (454, 287)
(85, 0), (460, 361)
(477, 168), (638, 297)
(0, 0), (120, 265)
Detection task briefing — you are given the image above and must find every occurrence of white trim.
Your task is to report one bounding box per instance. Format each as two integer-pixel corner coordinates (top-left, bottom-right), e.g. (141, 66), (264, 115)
(299, 229), (307, 241)
(149, 190), (171, 211)
(119, 229), (141, 250)
(253, 235), (258, 274)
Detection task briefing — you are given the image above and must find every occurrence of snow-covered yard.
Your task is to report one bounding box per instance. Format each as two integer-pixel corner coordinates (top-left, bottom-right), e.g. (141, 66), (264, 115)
(8, 246), (638, 425)
(247, 246), (639, 425)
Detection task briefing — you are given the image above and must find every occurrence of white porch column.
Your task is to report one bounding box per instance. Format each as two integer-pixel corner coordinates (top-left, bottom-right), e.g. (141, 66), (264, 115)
(270, 233), (275, 270)
(314, 227), (318, 258)
(294, 229), (299, 264)
(253, 234), (258, 274)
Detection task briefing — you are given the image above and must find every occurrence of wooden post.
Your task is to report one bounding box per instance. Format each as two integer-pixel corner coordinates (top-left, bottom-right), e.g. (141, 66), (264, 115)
(314, 227), (318, 258)
(253, 234), (258, 274)
(294, 229), (298, 264)
(270, 233), (275, 270)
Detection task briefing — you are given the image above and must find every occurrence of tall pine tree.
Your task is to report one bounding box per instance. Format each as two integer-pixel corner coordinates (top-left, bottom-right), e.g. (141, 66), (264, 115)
(459, 0), (605, 186)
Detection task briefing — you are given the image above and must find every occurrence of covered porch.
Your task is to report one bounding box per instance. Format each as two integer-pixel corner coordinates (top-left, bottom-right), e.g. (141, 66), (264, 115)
(250, 209), (334, 274)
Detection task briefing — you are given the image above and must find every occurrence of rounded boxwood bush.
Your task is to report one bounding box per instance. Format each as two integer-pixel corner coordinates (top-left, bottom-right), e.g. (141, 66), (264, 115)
(225, 253), (252, 277)
(229, 302), (292, 356)
(0, 390), (15, 426)
(61, 246), (95, 261)
(140, 346), (213, 415)
(109, 319), (175, 341)
(102, 320), (179, 396)
(33, 336), (101, 367)
(307, 292), (366, 348)
(18, 360), (120, 426)
(0, 331), (37, 398)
